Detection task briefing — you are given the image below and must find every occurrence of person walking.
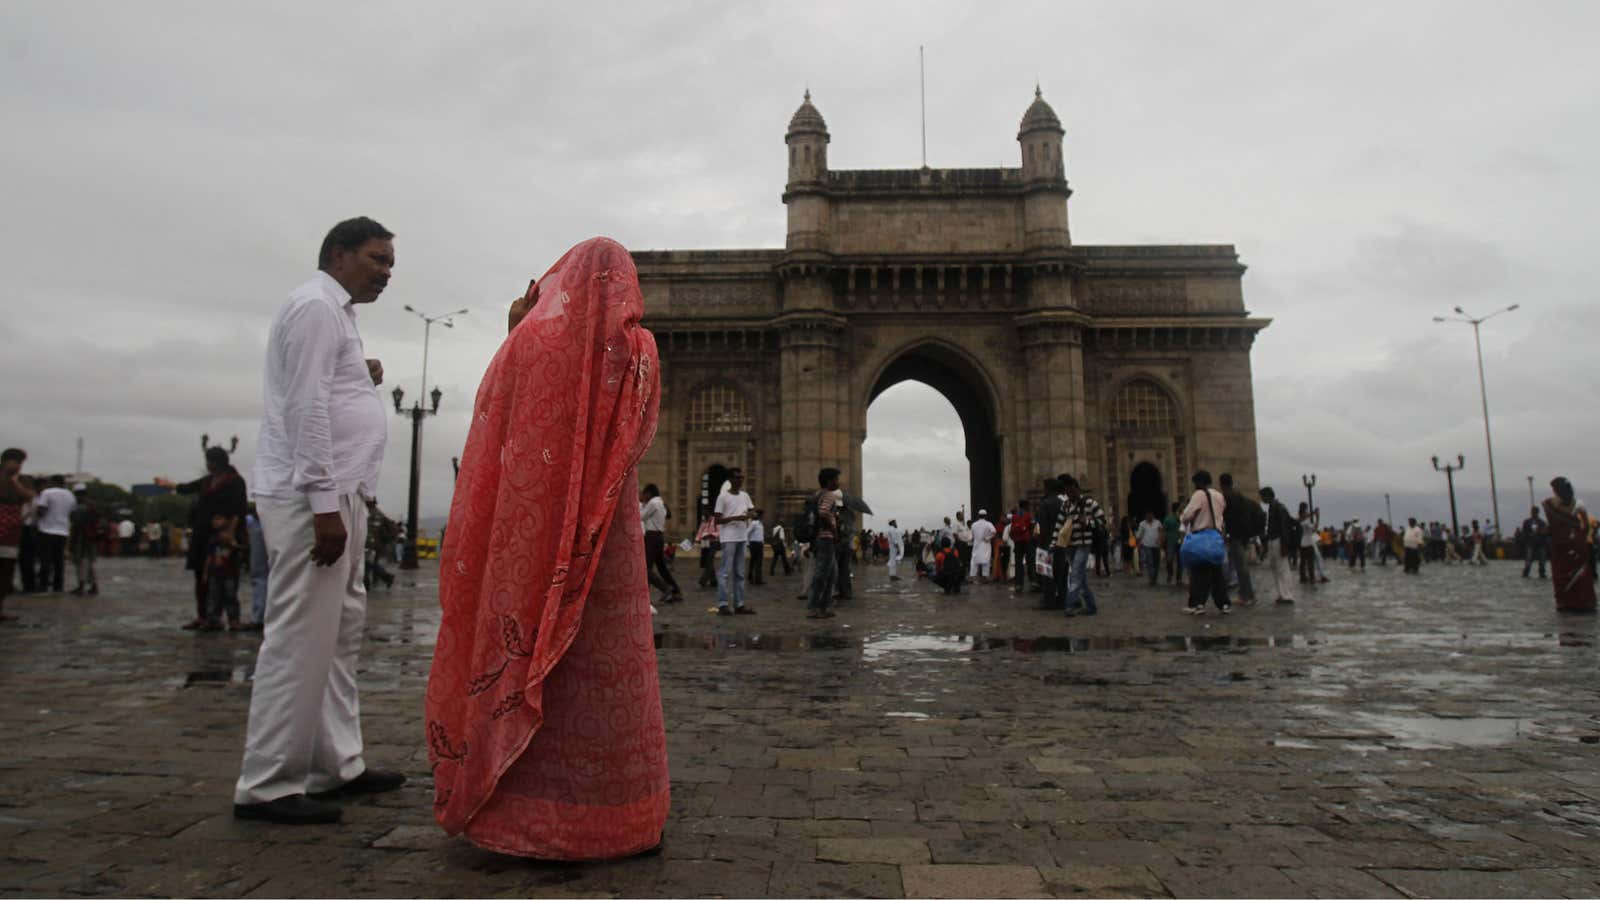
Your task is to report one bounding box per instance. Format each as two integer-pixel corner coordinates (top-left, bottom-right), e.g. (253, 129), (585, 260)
(746, 509), (766, 586)
(34, 475), (75, 594)
(0, 449), (35, 620)
(1135, 510), (1164, 587)
(1522, 506), (1550, 578)
(1543, 478), (1595, 613)
(768, 521), (792, 577)
(1034, 479), (1065, 609)
(1346, 519), (1367, 570)
(243, 504), (269, 630)
(639, 484), (683, 605)
(233, 216), (403, 825)
(805, 468), (844, 619)
(1009, 500), (1034, 592)
(68, 484), (100, 596)
(1259, 487), (1298, 604)
(713, 468), (755, 616)
(156, 446), (248, 629)
(1059, 476), (1105, 617)
(1402, 517), (1426, 574)
(1163, 502), (1183, 587)
(1218, 473), (1258, 606)
(1181, 470), (1230, 615)
(969, 510), (997, 582)
(885, 518), (904, 581)
(1297, 504), (1320, 584)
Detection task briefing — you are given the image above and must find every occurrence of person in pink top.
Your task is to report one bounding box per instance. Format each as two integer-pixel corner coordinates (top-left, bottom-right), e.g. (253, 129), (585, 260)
(1181, 469), (1231, 615)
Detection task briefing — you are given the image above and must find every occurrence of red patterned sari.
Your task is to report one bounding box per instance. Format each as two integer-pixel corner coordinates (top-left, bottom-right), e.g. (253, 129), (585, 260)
(1545, 497), (1596, 612)
(426, 237), (669, 859)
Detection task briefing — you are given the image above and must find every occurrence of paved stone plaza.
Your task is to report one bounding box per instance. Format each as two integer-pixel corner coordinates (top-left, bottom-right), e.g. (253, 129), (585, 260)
(4, 555), (1600, 898)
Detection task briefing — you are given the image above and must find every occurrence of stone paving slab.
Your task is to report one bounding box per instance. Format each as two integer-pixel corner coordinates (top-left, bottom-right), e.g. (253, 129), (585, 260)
(3, 557), (1600, 897)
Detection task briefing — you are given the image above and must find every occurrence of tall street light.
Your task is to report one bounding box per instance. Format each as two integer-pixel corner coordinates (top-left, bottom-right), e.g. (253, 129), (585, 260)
(1302, 473), (1316, 514)
(1434, 304), (1518, 537)
(1432, 454), (1465, 537)
(393, 305), (468, 569)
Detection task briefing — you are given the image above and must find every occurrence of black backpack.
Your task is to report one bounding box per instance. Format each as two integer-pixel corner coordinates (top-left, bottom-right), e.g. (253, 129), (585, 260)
(794, 491), (821, 543)
(1280, 506), (1303, 548)
(1247, 498), (1267, 540)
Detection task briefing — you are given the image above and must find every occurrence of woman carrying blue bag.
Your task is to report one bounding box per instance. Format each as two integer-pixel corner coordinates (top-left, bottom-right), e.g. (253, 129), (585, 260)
(1179, 470), (1231, 615)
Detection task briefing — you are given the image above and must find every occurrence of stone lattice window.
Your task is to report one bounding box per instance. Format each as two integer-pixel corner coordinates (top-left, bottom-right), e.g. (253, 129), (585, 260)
(687, 385), (753, 433)
(1110, 379), (1177, 433)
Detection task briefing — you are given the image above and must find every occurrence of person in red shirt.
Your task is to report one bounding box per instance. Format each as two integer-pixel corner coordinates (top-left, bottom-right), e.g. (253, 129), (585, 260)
(1009, 500), (1035, 593)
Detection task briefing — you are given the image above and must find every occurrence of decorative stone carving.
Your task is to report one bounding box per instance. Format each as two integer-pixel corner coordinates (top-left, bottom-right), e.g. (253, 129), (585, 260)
(668, 283), (775, 316)
(1084, 279), (1187, 314)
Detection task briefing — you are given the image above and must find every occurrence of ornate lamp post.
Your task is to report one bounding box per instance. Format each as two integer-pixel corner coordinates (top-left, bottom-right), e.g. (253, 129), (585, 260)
(393, 305), (467, 569)
(1434, 304), (1518, 537)
(1384, 492), (1392, 525)
(1302, 473), (1316, 513)
(1432, 454), (1465, 537)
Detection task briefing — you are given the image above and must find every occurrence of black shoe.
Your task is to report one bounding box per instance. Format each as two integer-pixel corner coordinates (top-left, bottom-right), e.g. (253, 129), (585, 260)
(234, 794), (342, 825)
(734, 606), (756, 615)
(717, 607), (733, 616)
(69, 587), (84, 596)
(312, 768), (407, 798)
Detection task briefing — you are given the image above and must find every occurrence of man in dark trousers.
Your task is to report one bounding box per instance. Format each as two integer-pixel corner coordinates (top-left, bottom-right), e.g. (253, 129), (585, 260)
(1033, 477), (1064, 610)
(1218, 473), (1259, 607)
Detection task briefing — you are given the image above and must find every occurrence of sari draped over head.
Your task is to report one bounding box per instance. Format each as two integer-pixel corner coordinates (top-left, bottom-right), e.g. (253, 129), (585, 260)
(1543, 495), (1596, 612)
(425, 237), (668, 859)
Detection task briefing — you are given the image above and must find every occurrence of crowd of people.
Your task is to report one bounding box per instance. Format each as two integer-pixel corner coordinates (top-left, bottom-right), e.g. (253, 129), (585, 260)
(634, 466), (1600, 622)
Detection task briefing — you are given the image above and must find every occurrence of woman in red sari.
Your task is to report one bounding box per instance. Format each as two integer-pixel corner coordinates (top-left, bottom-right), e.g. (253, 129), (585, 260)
(1544, 477), (1595, 613)
(426, 237), (669, 859)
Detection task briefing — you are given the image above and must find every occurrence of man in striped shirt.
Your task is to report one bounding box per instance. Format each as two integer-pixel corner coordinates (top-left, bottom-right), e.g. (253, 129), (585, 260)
(1057, 475), (1106, 617)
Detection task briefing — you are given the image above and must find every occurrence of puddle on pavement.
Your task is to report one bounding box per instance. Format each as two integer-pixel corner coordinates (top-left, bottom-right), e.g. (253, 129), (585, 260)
(1288, 704), (1539, 750)
(170, 666), (253, 688)
(654, 630), (1304, 655)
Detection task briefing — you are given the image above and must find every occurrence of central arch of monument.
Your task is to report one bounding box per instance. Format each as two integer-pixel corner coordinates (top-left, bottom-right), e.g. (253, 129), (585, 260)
(633, 89), (1268, 527)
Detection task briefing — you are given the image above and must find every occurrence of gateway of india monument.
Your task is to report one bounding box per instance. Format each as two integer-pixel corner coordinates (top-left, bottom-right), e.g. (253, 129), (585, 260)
(632, 88), (1268, 526)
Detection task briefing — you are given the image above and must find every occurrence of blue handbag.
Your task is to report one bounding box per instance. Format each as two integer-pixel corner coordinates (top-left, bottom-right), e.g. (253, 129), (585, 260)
(1179, 490), (1227, 569)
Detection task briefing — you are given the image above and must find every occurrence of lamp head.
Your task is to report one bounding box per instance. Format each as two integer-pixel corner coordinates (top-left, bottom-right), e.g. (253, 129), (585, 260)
(1453, 306), (1464, 314)
(1432, 317), (1445, 323)
(403, 304), (416, 313)
(430, 385), (443, 414)
(391, 385), (404, 413)
(1507, 303), (1521, 311)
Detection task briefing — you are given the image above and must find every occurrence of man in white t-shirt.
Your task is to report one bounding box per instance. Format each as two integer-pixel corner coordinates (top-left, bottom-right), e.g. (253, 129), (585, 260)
(969, 511), (997, 581)
(713, 468), (756, 615)
(35, 475), (76, 593)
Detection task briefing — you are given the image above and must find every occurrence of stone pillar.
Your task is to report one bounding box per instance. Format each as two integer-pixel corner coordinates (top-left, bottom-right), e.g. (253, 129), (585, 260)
(775, 308), (847, 517)
(1017, 313), (1089, 493)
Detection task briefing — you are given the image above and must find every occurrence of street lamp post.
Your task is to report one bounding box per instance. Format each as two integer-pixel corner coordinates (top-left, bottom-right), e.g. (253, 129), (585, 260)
(1527, 475), (1535, 509)
(1302, 473), (1316, 514)
(1384, 493), (1392, 524)
(393, 305), (468, 569)
(1434, 304), (1518, 537)
(1432, 454), (1465, 537)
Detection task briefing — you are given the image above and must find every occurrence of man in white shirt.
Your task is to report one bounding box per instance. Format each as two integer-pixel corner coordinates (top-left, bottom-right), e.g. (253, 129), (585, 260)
(885, 519), (904, 581)
(639, 483), (682, 604)
(747, 510), (766, 586)
(233, 217), (403, 826)
(1402, 517), (1426, 575)
(116, 517), (136, 556)
(952, 510), (973, 571)
(34, 475), (75, 593)
(713, 468), (756, 615)
(969, 511), (997, 581)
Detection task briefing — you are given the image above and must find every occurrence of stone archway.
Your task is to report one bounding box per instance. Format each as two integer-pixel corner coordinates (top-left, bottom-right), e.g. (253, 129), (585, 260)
(864, 341), (1004, 519)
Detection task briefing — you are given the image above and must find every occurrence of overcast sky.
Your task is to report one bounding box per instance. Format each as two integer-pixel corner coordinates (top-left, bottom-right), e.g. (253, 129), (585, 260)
(4, 1), (1597, 535)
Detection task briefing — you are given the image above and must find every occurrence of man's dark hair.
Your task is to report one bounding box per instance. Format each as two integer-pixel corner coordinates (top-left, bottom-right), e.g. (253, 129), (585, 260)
(1018, 499), (1029, 511)
(1192, 469), (1213, 488)
(1219, 473), (1234, 488)
(1260, 486), (1276, 501)
(49, 474), (65, 486)
(1058, 474), (1078, 491)
(642, 483), (660, 498)
(1, 448), (24, 464)
(205, 446), (230, 468)
(728, 467), (743, 479)
(318, 216), (394, 269)
(818, 467), (841, 488)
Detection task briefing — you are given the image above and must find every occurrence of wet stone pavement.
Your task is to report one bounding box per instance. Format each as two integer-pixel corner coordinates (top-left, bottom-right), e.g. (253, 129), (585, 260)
(4, 555), (1600, 898)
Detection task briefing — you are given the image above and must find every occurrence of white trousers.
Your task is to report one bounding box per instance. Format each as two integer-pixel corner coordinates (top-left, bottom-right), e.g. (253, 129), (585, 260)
(234, 493), (369, 804)
(1266, 539), (1297, 602)
(887, 547), (903, 578)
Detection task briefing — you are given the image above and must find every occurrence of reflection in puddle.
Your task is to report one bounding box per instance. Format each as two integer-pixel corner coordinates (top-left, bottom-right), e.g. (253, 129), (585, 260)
(1351, 711), (1533, 749)
(885, 711), (931, 719)
(177, 666), (253, 687)
(654, 630), (1304, 656)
